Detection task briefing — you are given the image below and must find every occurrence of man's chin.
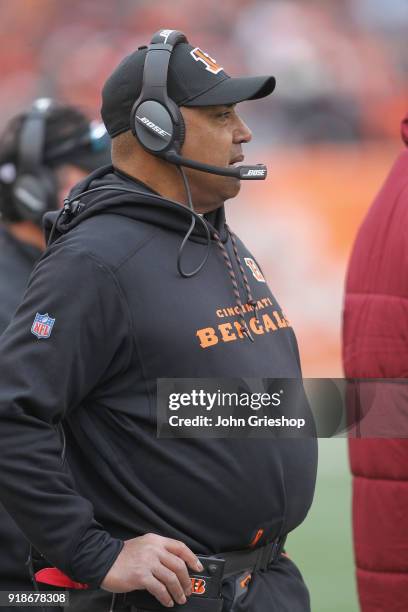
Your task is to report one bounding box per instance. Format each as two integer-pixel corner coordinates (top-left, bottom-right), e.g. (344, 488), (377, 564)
(223, 177), (241, 201)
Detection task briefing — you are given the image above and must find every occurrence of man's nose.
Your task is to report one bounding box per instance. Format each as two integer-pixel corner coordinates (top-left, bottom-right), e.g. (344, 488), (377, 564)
(234, 115), (252, 144)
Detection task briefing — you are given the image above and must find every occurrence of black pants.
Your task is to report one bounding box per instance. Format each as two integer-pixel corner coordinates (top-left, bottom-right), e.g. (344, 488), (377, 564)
(66, 556), (310, 612)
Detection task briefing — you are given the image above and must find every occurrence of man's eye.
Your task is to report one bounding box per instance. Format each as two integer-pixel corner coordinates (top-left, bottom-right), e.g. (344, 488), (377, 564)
(218, 111), (231, 119)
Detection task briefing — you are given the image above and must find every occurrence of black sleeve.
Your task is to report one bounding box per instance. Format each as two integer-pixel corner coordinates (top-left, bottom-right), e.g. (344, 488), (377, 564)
(0, 241), (132, 587)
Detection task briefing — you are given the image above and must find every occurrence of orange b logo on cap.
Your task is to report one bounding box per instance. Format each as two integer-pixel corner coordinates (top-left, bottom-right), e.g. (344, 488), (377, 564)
(190, 48), (223, 75)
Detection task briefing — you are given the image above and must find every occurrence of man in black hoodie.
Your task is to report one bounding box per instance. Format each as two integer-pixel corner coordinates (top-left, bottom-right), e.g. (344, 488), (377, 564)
(0, 31), (317, 612)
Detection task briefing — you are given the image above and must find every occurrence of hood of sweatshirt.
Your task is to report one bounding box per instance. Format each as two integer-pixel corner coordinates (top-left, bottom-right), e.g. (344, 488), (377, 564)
(45, 165), (228, 246)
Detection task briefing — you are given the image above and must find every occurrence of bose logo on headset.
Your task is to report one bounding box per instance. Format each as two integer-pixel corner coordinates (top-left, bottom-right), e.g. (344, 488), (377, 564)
(135, 116), (171, 139)
(244, 169), (266, 177)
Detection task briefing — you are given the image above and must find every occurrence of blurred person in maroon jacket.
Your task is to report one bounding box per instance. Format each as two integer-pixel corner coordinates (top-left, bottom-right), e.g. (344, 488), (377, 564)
(0, 98), (110, 608)
(343, 114), (408, 611)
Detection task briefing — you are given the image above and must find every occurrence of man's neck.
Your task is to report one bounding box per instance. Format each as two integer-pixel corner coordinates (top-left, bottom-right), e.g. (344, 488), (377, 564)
(114, 162), (223, 214)
(116, 161), (187, 204)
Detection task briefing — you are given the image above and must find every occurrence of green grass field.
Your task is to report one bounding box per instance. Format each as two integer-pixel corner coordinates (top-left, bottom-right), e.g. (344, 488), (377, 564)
(287, 439), (359, 612)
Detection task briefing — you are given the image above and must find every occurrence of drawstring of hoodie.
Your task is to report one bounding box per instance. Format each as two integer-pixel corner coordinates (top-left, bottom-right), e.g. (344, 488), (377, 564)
(213, 224), (259, 343)
(226, 222), (260, 322)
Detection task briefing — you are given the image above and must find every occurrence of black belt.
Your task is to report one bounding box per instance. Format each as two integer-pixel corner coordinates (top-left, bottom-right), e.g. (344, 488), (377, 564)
(116, 536), (287, 611)
(31, 537), (287, 611)
(216, 534), (287, 578)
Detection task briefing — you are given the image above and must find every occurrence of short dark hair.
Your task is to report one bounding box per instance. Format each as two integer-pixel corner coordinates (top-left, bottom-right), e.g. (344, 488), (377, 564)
(0, 105), (90, 222)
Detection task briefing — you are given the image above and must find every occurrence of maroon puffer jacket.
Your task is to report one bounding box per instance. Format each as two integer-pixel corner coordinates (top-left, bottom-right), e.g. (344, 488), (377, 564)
(343, 115), (408, 611)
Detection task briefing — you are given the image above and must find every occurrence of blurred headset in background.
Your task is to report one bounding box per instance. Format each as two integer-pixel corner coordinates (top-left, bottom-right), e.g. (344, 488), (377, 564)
(0, 98), (110, 225)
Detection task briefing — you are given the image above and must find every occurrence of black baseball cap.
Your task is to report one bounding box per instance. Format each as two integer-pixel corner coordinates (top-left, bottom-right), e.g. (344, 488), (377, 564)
(101, 42), (276, 138)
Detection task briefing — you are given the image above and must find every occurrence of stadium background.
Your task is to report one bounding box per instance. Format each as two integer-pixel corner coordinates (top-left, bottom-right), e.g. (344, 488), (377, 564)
(1, 1), (407, 610)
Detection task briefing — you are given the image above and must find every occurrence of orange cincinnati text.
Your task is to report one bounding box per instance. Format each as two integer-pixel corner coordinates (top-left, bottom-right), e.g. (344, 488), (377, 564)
(216, 297), (273, 319)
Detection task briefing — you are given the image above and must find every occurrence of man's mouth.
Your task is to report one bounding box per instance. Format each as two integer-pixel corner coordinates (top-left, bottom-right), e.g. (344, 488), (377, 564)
(228, 155), (244, 167)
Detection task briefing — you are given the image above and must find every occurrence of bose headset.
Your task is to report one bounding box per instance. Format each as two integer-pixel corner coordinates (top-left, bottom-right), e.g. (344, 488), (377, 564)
(12, 98), (58, 225)
(130, 29), (268, 180)
(4, 98), (109, 225)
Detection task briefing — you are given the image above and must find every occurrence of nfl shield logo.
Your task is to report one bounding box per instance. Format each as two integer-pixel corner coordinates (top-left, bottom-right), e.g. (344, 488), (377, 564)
(31, 313), (55, 339)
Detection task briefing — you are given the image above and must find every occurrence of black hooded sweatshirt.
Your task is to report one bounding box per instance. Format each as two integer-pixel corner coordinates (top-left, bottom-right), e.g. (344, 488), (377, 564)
(0, 166), (317, 588)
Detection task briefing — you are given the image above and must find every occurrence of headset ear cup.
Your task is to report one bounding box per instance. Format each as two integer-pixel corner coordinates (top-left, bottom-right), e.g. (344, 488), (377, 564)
(176, 109), (186, 151)
(13, 168), (57, 225)
(131, 100), (175, 154)
(13, 175), (47, 222)
(130, 99), (139, 138)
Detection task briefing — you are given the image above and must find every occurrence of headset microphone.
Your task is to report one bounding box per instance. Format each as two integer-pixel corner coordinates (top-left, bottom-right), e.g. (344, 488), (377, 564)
(162, 151), (267, 180)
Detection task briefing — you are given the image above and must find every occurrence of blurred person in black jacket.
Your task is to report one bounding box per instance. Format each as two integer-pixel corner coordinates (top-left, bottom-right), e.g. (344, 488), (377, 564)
(0, 98), (110, 604)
